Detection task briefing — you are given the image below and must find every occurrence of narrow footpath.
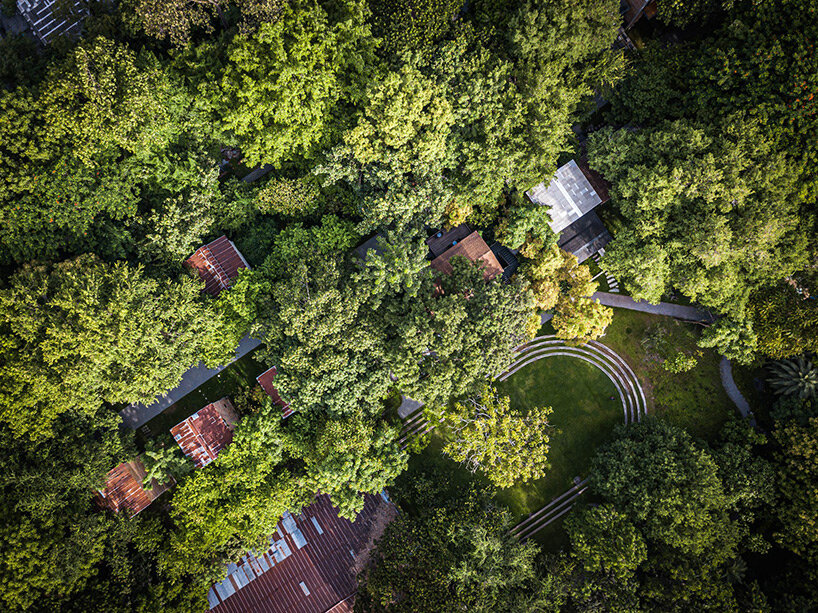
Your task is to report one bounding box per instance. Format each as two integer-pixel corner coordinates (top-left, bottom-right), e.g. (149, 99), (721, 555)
(719, 357), (753, 418)
(592, 291), (715, 323)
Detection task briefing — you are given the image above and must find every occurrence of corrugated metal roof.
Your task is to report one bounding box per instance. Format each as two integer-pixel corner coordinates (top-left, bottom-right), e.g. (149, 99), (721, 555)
(17, 0), (85, 45)
(186, 236), (250, 297)
(430, 231), (504, 281)
(257, 367), (295, 418)
(95, 458), (171, 516)
(558, 210), (612, 264)
(527, 160), (604, 234)
(209, 493), (396, 613)
(170, 398), (239, 469)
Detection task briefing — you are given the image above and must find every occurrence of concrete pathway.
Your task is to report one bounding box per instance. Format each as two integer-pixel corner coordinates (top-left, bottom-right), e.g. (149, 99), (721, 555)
(719, 357), (752, 418)
(119, 335), (262, 429)
(592, 291), (715, 323)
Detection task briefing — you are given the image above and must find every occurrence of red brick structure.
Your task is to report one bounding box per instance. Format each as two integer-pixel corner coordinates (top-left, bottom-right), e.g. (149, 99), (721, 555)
(208, 493), (397, 613)
(95, 458), (171, 515)
(257, 367), (294, 418)
(186, 236), (250, 297)
(170, 398), (240, 469)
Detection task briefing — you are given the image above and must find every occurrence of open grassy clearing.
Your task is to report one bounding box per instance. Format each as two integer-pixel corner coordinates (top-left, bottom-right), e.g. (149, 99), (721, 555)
(405, 353), (622, 527)
(494, 356), (622, 518)
(601, 307), (736, 441)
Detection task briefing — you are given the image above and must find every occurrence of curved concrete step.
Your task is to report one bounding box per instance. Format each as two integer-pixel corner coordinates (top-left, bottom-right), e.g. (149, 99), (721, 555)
(507, 336), (646, 421)
(501, 340), (643, 423)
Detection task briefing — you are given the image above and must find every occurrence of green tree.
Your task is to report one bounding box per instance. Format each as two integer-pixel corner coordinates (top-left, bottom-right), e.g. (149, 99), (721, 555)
(249, 216), (397, 418)
(0, 255), (234, 439)
(352, 227), (431, 304)
(520, 245), (612, 343)
(122, 0), (286, 46)
(219, 0), (376, 167)
(255, 175), (320, 217)
(135, 174), (219, 270)
(384, 258), (539, 409)
(589, 117), (808, 359)
(771, 414), (818, 561)
(140, 440), (193, 490)
(441, 384), (552, 488)
(0, 37), (187, 263)
(342, 60), (453, 176)
(750, 282), (818, 359)
(566, 504), (647, 581)
(288, 415), (407, 518)
(357, 482), (554, 612)
(656, 0), (736, 26)
(582, 419), (774, 611)
(368, 0), (462, 57)
(0, 410), (128, 611)
(168, 401), (309, 575)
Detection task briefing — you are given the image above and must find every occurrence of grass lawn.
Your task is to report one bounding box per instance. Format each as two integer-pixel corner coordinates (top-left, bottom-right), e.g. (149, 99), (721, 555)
(601, 308), (736, 442)
(494, 356), (622, 519)
(405, 354), (622, 529)
(136, 349), (268, 447)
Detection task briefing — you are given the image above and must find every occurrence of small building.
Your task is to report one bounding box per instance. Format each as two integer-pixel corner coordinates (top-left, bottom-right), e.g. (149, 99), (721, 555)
(526, 159), (612, 263)
(16, 0), (85, 45)
(186, 236), (250, 297)
(170, 398), (240, 469)
(428, 226), (505, 281)
(426, 224), (473, 258)
(621, 0), (657, 29)
(208, 492), (397, 612)
(95, 458), (171, 516)
(256, 367), (294, 419)
(352, 234), (386, 263)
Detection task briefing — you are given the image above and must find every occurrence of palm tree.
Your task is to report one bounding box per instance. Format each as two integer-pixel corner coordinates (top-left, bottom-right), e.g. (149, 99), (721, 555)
(768, 356), (818, 399)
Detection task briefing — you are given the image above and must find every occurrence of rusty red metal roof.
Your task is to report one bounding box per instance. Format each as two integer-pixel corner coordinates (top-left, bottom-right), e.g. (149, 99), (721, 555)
(209, 493), (396, 613)
(430, 231), (504, 281)
(186, 236), (250, 297)
(95, 458), (171, 516)
(170, 398), (239, 469)
(257, 367), (294, 418)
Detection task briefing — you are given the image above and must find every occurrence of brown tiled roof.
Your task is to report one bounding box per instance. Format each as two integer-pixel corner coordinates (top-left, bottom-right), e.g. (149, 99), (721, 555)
(186, 236), (250, 297)
(170, 398), (239, 469)
(95, 458), (171, 516)
(430, 231), (504, 281)
(257, 367), (294, 418)
(209, 493), (396, 613)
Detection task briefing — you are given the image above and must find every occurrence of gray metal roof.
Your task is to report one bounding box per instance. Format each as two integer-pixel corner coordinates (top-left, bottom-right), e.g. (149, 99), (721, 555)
(353, 234), (385, 263)
(17, 0), (85, 45)
(557, 210), (612, 264)
(526, 160), (604, 234)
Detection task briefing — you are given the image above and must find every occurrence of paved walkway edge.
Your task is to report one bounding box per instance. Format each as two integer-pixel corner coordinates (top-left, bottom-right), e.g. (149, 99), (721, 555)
(592, 291), (715, 323)
(120, 335), (263, 430)
(719, 357), (752, 418)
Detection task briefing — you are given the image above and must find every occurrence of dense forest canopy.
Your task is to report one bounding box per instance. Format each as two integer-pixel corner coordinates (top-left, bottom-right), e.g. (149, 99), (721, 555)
(0, 0), (815, 610)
